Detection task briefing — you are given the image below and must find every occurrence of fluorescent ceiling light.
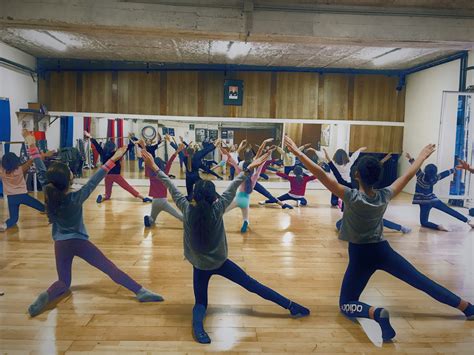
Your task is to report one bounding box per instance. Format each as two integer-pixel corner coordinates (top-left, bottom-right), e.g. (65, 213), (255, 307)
(211, 40), (252, 60)
(8, 29), (85, 52)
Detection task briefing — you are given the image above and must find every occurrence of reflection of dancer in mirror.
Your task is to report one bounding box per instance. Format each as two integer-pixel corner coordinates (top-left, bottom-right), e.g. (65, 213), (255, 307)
(223, 139), (294, 210)
(23, 132), (163, 317)
(181, 138), (221, 200)
(285, 136), (474, 342)
(324, 148), (412, 234)
(141, 140), (185, 227)
(328, 146), (367, 207)
(141, 148), (309, 344)
(84, 131), (152, 203)
(406, 153), (474, 231)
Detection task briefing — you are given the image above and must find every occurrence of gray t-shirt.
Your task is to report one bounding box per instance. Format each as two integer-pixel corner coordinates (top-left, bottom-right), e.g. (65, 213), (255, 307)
(156, 170), (246, 270)
(338, 186), (393, 244)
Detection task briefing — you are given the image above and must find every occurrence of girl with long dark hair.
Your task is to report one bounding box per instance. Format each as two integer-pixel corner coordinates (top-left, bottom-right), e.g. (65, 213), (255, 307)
(24, 132), (163, 317)
(0, 149), (51, 231)
(141, 149), (309, 344)
(284, 136), (474, 342)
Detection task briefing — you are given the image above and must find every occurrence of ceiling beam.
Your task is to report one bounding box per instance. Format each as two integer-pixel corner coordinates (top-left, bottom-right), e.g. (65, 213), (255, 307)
(1, 0), (474, 49)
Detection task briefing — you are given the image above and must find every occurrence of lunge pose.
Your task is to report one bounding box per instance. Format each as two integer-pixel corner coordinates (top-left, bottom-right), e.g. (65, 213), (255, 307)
(23, 132), (163, 317)
(85, 131), (151, 203)
(406, 153), (474, 231)
(284, 136), (474, 342)
(0, 148), (53, 231)
(261, 165), (316, 207)
(141, 149), (309, 344)
(143, 142), (184, 227)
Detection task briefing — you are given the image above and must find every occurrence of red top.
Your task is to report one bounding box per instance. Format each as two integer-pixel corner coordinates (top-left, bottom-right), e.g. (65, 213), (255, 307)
(147, 153), (177, 198)
(277, 172), (316, 196)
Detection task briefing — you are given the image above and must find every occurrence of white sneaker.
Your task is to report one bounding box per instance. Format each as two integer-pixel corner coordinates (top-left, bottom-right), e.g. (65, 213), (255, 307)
(0, 223), (7, 232)
(258, 201), (267, 205)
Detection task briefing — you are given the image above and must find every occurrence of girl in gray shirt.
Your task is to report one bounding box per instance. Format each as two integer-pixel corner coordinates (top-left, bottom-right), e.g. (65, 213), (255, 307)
(141, 149), (310, 344)
(284, 136), (474, 342)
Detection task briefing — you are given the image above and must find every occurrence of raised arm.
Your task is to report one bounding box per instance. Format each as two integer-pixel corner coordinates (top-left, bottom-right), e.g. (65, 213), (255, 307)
(390, 145), (436, 197)
(90, 138), (104, 157)
(457, 159), (474, 174)
(255, 138), (273, 159)
(406, 152), (423, 178)
(71, 146), (127, 205)
(380, 152), (392, 164)
(22, 129), (47, 185)
(220, 147), (241, 172)
(438, 168), (455, 181)
(349, 146), (367, 165)
(193, 139), (219, 161)
(285, 136), (346, 199)
(142, 150), (189, 211)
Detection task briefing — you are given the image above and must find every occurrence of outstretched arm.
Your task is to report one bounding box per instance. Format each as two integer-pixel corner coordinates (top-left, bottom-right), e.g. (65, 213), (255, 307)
(142, 150), (189, 212)
(285, 136), (346, 199)
(390, 145), (436, 197)
(457, 159), (474, 174)
(349, 146), (367, 164)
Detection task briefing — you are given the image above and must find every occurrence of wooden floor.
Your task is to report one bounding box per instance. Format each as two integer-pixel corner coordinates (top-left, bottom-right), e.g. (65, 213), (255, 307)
(1, 185), (473, 354)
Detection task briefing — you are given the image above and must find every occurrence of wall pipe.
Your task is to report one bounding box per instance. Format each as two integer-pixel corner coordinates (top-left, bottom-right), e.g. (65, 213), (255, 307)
(0, 57), (37, 76)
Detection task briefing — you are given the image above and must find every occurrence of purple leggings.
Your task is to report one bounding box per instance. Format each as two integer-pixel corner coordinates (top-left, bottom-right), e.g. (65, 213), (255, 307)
(47, 239), (142, 300)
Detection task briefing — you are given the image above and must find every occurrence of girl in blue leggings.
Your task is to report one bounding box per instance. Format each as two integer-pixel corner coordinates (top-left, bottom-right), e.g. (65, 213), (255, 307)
(0, 151), (48, 231)
(285, 136), (474, 342)
(141, 149), (309, 344)
(406, 153), (474, 231)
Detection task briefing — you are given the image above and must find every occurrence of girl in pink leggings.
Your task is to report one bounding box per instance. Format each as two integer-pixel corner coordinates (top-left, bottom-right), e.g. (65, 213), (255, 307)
(24, 133), (163, 317)
(85, 131), (151, 203)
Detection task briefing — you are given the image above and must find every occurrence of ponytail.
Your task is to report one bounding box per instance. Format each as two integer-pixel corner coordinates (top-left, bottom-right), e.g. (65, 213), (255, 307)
(188, 180), (217, 252)
(44, 162), (71, 223)
(44, 183), (67, 223)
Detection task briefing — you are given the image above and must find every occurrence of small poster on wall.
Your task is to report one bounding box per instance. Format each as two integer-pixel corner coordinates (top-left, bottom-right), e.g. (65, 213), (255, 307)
(224, 80), (243, 106)
(321, 124), (331, 147)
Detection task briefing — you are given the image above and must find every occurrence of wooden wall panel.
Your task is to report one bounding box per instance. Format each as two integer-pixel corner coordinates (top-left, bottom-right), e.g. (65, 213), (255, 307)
(166, 71), (198, 116)
(320, 74), (349, 119)
(231, 72), (272, 118)
(350, 125), (404, 153)
(81, 72), (113, 113)
(275, 72), (318, 119)
(118, 72), (160, 114)
(199, 71), (226, 117)
(48, 72), (77, 112)
(39, 70), (406, 153)
(353, 75), (405, 122)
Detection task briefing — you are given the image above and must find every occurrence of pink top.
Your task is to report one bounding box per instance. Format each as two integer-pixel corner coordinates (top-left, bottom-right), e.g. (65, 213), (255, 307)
(277, 172), (316, 196)
(0, 167), (28, 196)
(147, 153), (177, 198)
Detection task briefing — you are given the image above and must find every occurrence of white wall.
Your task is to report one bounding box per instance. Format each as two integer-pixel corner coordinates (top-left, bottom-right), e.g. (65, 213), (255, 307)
(0, 42), (37, 154)
(401, 60), (460, 193)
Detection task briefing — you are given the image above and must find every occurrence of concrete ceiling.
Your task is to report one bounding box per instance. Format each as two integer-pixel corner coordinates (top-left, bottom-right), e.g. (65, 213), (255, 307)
(0, 28), (458, 70)
(1, 0), (473, 71)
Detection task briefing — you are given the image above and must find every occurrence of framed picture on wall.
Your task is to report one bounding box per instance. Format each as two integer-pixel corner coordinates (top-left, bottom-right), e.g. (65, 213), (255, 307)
(321, 124), (331, 146)
(224, 80), (243, 106)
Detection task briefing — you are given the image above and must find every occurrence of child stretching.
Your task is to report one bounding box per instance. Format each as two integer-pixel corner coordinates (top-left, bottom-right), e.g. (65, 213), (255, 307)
(143, 142), (185, 227)
(284, 136), (474, 342)
(324, 149), (412, 234)
(261, 165), (316, 207)
(24, 132), (163, 317)
(141, 149), (309, 344)
(84, 131), (151, 203)
(0, 149), (50, 231)
(406, 153), (474, 231)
